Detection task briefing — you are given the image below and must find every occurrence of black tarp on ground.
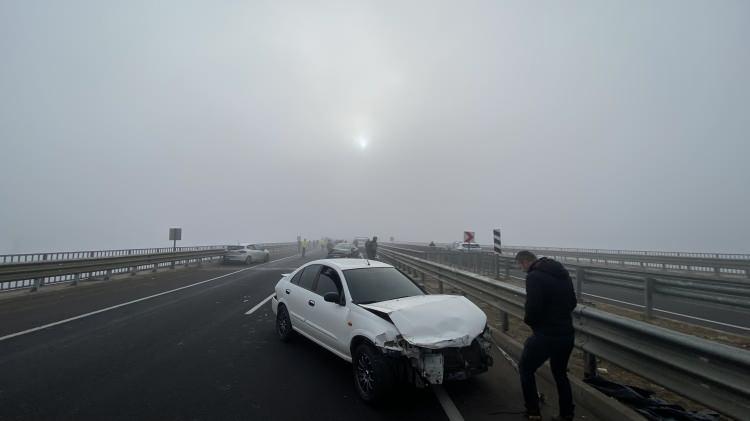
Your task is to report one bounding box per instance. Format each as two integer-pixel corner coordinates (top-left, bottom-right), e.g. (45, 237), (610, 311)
(583, 376), (721, 421)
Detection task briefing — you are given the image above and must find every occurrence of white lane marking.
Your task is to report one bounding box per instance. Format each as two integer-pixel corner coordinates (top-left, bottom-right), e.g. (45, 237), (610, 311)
(0, 254), (302, 343)
(245, 294), (275, 315)
(433, 385), (464, 421)
(582, 292), (750, 332)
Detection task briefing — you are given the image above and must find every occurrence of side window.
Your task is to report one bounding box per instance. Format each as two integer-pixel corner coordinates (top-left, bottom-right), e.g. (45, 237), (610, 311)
(290, 270), (303, 285)
(315, 266), (341, 296)
(298, 264), (320, 291)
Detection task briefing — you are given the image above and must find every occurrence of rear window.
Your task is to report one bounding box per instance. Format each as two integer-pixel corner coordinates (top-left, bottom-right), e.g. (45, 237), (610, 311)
(227, 245), (244, 250)
(298, 265), (320, 290)
(344, 267), (424, 304)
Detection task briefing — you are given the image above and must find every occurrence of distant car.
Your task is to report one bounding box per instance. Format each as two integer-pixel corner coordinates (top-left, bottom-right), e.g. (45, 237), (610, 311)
(271, 259), (492, 403)
(454, 242), (483, 252)
(327, 243), (361, 258)
(223, 244), (270, 264)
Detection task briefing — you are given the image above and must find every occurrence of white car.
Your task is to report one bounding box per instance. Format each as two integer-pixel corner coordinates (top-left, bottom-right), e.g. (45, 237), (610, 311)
(271, 259), (492, 403)
(223, 243), (270, 264)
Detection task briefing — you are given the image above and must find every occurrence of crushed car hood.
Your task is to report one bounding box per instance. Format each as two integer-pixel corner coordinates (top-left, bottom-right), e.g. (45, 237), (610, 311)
(360, 295), (487, 349)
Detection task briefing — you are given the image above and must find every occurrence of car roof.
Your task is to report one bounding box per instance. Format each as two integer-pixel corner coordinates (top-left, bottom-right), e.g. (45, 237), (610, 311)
(305, 258), (392, 271)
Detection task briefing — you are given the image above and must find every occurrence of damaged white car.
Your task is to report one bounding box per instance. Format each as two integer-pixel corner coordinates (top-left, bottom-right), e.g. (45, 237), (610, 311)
(271, 259), (493, 403)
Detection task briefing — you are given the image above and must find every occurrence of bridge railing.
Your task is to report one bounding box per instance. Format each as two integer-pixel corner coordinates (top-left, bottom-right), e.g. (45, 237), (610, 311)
(378, 246), (750, 421)
(381, 245), (750, 317)
(0, 242), (297, 293)
(392, 242), (750, 277)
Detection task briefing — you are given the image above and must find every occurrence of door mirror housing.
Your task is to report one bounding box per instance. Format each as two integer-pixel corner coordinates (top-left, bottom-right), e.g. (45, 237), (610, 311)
(324, 292), (341, 304)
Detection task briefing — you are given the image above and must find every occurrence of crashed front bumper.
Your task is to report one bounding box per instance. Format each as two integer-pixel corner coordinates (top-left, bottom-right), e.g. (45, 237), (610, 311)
(384, 333), (493, 386)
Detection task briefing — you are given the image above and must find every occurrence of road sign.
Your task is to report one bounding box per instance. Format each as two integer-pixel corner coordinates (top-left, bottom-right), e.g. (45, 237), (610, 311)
(493, 228), (501, 254)
(464, 231), (475, 243)
(169, 228), (182, 241)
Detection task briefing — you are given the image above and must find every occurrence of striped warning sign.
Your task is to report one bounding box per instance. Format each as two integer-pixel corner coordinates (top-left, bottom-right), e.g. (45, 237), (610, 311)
(493, 229), (501, 254)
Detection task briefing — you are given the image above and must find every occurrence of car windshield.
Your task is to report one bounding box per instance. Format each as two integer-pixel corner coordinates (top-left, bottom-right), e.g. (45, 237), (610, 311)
(344, 267), (424, 304)
(335, 243), (352, 250)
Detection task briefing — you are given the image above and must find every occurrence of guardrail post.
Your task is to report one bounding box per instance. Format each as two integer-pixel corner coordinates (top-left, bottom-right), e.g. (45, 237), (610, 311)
(30, 254), (49, 292)
(494, 255), (500, 279)
(583, 352), (598, 379)
(105, 269), (112, 280)
(152, 263), (158, 272)
(500, 311), (509, 332)
(645, 277), (655, 320)
(197, 257), (203, 268)
(72, 273), (81, 286)
(575, 267), (585, 300)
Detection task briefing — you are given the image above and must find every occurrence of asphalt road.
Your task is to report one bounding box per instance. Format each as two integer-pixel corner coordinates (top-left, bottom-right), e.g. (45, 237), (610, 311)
(0, 248), (592, 420)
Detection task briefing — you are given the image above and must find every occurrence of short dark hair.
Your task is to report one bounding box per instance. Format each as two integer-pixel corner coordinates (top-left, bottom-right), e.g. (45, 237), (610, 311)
(515, 250), (537, 263)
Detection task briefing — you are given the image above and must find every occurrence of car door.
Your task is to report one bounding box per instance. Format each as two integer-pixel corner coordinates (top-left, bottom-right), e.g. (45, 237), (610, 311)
(306, 265), (352, 355)
(286, 264), (321, 337)
(248, 245), (262, 261)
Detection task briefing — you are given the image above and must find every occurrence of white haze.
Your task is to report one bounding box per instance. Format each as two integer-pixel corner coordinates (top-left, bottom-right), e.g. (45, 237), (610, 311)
(1, 1), (748, 253)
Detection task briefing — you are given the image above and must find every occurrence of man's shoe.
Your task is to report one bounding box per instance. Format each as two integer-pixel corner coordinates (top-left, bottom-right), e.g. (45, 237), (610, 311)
(524, 412), (542, 420)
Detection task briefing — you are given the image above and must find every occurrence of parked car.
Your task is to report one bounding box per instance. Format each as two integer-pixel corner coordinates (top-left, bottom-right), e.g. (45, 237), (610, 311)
(223, 244), (270, 264)
(271, 259), (492, 403)
(327, 242), (362, 258)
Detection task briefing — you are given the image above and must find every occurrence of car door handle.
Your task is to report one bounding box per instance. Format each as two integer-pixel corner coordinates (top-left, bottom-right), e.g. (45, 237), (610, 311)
(285, 289), (290, 294)
(308, 300), (315, 307)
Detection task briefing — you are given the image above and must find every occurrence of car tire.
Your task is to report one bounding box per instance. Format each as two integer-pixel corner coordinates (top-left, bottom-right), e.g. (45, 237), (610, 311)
(276, 305), (294, 342)
(352, 343), (395, 404)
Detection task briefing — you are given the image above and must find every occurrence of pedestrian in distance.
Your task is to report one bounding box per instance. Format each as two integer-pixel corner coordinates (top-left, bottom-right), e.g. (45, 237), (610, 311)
(302, 239), (308, 257)
(515, 250), (577, 421)
(366, 236), (378, 259)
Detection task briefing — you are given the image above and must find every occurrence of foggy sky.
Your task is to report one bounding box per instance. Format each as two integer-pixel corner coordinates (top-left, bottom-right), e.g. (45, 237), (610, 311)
(1, 1), (749, 254)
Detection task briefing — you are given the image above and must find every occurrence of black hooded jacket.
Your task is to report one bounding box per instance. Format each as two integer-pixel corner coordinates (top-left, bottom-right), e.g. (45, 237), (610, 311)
(524, 258), (577, 336)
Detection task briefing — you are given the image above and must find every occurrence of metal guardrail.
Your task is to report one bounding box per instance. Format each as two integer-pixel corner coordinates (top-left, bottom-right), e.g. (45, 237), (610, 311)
(0, 242), (298, 293)
(384, 245), (750, 316)
(393, 242), (750, 277)
(379, 247), (750, 420)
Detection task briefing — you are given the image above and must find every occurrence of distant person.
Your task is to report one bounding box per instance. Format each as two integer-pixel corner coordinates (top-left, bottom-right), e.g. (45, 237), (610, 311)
(326, 240), (335, 253)
(366, 236), (378, 259)
(515, 251), (577, 421)
(429, 241), (436, 247)
(302, 239), (308, 257)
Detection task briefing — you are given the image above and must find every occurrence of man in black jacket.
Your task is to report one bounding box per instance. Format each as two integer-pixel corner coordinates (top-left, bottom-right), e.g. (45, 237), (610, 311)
(516, 250), (577, 421)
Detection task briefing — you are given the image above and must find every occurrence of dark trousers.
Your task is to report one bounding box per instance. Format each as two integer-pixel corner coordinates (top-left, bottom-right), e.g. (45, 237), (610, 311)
(519, 333), (575, 417)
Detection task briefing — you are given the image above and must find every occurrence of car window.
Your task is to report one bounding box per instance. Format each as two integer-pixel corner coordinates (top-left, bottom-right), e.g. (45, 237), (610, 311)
(247, 245), (255, 250)
(315, 266), (341, 296)
(344, 267), (424, 304)
(228, 245), (243, 250)
(298, 264), (320, 290)
(290, 270), (303, 285)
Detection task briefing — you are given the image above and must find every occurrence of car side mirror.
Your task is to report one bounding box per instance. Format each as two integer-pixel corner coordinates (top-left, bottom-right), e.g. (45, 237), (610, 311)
(324, 292), (341, 304)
